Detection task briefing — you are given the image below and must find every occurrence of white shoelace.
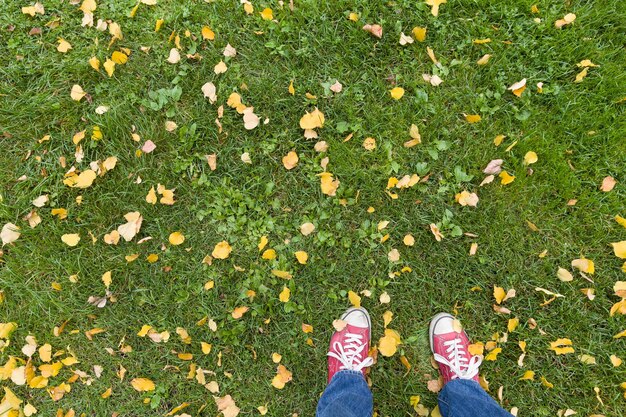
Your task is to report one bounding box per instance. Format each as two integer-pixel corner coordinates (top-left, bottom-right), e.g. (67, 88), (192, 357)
(433, 338), (482, 380)
(327, 332), (374, 372)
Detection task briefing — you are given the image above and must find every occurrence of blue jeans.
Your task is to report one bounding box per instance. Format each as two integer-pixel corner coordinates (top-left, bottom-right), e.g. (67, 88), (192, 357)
(316, 371), (512, 417)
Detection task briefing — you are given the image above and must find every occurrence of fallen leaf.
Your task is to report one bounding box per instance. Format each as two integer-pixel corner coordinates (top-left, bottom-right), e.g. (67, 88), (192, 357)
(465, 114), (481, 123)
(549, 338), (575, 355)
(612, 241), (626, 259)
(282, 151), (299, 170)
(555, 13), (576, 29)
(390, 87), (405, 100)
(131, 378), (155, 392)
(212, 241), (232, 259)
(600, 176), (616, 192)
(1, 223), (21, 245)
(70, 84), (86, 101)
(425, 0), (447, 17)
(507, 79), (527, 97)
(57, 38), (72, 53)
(524, 151), (538, 165)
(167, 48), (180, 64)
(202, 82), (217, 104)
(557, 267), (573, 282)
(412, 26), (426, 42)
(169, 231), (185, 245)
(477, 54), (491, 65)
(61, 233), (80, 247)
(362, 24), (383, 38)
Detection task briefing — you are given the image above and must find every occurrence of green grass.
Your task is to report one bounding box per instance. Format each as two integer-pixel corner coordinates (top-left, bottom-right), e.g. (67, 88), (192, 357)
(1, 0), (625, 415)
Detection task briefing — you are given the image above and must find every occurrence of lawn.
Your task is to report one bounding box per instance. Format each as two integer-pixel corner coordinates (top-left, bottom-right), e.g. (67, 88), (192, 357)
(1, 0), (625, 416)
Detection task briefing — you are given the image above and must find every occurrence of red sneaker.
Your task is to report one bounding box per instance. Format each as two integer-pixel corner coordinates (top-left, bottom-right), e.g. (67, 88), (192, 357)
(327, 307), (374, 383)
(429, 313), (482, 384)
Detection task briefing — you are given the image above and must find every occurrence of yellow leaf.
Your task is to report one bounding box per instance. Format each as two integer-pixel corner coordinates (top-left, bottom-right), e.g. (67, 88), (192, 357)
(383, 310), (393, 328)
(212, 241), (232, 259)
(524, 151), (538, 165)
(468, 342), (484, 356)
(102, 271), (112, 288)
(137, 325), (152, 337)
(519, 370), (535, 380)
(258, 236), (268, 251)
(177, 353), (193, 360)
(557, 267), (573, 282)
(61, 233), (80, 247)
(130, 378), (155, 392)
(359, 136), (378, 152)
(38, 343), (52, 362)
(425, 0), (447, 17)
(201, 26), (215, 40)
(473, 38), (491, 44)
(243, 2), (253, 15)
(390, 87), (405, 100)
(403, 234), (415, 246)
(23, 403), (37, 416)
(70, 84), (86, 101)
(612, 241), (626, 259)
(299, 108), (325, 130)
(103, 59), (115, 77)
(412, 26), (426, 42)
(145, 186), (157, 204)
(493, 286), (505, 304)
(282, 151), (299, 170)
(318, 172), (340, 196)
(272, 269), (292, 279)
(101, 387), (112, 399)
(57, 38), (72, 53)
(540, 376), (554, 388)
(212, 60), (228, 75)
(288, 80), (295, 95)
(465, 114), (481, 123)
(477, 54), (491, 65)
(279, 287), (290, 302)
(294, 251), (308, 264)
(549, 338), (575, 355)
(579, 354), (596, 365)
(499, 171), (515, 185)
(615, 215), (626, 229)
(378, 329), (401, 357)
(146, 253), (158, 263)
(111, 51), (128, 64)
(571, 258), (594, 274)
(155, 19), (164, 32)
(231, 306), (249, 319)
(555, 13), (576, 29)
(348, 12), (359, 22)
(610, 355), (622, 367)
(88, 56), (100, 71)
(615, 329), (626, 339)
(484, 347), (502, 361)
(507, 317), (519, 332)
(574, 67), (588, 83)
(260, 8), (273, 20)
(169, 231), (185, 246)
(348, 290), (361, 307)
(261, 249), (276, 260)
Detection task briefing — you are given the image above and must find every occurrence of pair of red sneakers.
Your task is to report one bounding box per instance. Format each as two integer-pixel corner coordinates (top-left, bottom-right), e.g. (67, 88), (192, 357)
(327, 308), (483, 384)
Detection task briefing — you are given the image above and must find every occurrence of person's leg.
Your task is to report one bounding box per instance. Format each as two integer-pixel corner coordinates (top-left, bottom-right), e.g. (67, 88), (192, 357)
(438, 379), (512, 417)
(316, 307), (374, 417)
(430, 313), (512, 417)
(316, 370), (373, 417)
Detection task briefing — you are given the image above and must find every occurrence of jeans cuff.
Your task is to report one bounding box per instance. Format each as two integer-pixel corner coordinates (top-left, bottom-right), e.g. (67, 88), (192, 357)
(330, 370), (365, 381)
